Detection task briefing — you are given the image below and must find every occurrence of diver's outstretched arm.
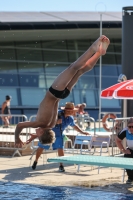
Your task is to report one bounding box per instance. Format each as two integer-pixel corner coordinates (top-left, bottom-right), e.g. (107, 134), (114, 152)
(15, 121), (45, 148)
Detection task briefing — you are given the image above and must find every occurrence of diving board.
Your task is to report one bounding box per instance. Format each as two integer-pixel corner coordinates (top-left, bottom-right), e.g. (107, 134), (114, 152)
(47, 155), (133, 170)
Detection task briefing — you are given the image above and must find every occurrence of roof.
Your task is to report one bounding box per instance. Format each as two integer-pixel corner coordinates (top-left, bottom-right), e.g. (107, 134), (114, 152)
(0, 11), (122, 23)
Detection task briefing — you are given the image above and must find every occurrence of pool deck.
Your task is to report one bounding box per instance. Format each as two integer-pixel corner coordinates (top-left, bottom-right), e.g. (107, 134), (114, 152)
(1, 152), (133, 194)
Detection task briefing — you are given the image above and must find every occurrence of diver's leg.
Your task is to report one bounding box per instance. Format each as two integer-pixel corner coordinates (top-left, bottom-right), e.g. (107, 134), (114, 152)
(32, 147), (44, 170)
(51, 36), (109, 91)
(66, 37), (110, 90)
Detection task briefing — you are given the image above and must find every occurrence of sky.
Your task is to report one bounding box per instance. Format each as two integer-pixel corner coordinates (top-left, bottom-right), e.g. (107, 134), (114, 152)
(0, 0), (132, 12)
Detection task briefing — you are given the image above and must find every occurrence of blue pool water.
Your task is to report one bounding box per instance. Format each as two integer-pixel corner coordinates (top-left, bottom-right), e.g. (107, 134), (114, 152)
(89, 127), (107, 132)
(1, 181), (133, 200)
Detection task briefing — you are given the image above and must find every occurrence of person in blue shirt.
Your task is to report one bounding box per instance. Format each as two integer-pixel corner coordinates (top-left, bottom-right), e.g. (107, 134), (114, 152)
(115, 118), (133, 184)
(29, 102), (90, 172)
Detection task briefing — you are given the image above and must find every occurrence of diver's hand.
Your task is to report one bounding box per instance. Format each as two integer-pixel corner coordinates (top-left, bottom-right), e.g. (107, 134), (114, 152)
(26, 134), (38, 144)
(15, 137), (24, 148)
(83, 132), (90, 135)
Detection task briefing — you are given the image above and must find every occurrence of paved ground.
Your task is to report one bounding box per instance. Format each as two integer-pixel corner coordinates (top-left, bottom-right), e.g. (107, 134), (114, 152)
(1, 152), (133, 194)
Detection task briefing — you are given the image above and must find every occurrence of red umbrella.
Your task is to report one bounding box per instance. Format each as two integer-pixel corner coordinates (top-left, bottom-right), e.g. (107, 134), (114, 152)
(101, 79), (133, 99)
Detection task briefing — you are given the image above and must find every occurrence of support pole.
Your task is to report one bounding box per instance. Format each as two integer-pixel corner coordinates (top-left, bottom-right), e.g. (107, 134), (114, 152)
(122, 7), (133, 117)
(99, 13), (102, 130)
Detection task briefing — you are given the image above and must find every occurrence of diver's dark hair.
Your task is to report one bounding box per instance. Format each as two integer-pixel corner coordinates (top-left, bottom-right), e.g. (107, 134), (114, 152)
(39, 129), (55, 144)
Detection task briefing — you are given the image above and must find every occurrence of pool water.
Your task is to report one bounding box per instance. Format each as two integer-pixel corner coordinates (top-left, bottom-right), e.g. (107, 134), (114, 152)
(1, 181), (133, 200)
(88, 127), (107, 132)
(94, 128), (106, 132)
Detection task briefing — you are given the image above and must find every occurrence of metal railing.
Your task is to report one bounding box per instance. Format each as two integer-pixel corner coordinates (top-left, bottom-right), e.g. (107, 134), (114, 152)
(99, 111), (121, 130)
(0, 114), (28, 157)
(29, 115), (96, 153)
(75, 114), (96, 133)
(110, 116), (132, 156)
(0, 113), (129, 157)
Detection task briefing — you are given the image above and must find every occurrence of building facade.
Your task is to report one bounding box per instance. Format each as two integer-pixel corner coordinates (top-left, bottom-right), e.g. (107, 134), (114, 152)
(0, 12), (122, 119)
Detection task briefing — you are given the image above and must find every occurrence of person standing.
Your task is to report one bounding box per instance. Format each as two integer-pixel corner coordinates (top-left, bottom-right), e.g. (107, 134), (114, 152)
(115, 118), (133, 184)
(1, 95), (12, 128)
(27, 102), (90, 172)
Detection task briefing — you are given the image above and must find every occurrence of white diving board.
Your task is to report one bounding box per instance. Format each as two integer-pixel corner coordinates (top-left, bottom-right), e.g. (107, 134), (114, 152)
(47, 155), (133, 170)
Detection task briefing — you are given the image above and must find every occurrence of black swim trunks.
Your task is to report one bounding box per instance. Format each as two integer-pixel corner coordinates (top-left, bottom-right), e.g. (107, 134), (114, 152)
(49, 86), (70, 99)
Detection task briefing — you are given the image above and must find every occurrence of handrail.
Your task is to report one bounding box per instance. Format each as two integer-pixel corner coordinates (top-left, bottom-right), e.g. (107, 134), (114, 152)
(0, 114), (29, 157)
(111, 116), (132, 156)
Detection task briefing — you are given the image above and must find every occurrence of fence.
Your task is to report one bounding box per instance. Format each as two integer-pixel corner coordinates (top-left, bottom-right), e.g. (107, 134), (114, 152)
(111, 117), (131, 156)
(0, 114), (29, 157)
(99, 111), (121, 130)
(29, 115), (96, 149)
(28, 115), (132, 157)
(0, 113), (130, 157)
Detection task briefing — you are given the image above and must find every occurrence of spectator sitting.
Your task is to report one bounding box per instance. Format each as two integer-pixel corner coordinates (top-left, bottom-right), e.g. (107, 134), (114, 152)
(75, 103), (90, 129)
(115, 117), (133, 184)
(75, 103), (87, 115)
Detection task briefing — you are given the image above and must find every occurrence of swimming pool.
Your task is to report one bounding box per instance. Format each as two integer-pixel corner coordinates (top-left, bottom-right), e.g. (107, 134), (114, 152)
(1, 181), (133, 200)
(90, 127), (107, 132)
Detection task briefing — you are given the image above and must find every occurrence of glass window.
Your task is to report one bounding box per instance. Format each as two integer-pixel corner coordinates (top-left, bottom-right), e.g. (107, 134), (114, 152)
(0, 88), (18, 106)
(67, 40), (78, 62)
(39, 74), (46, 88)
(23, 109), (38, 121)
(78, 74), (96, 89)
(0, 61), (17, 74)
(76, 40), (93, 59)
(77, 39), (92, 51)
(101, 99), (120, 108)
(0, 74), (18, 86)
(96, 76), (118, 89)
(67, 39), (91, 62)
(115, 54), (121, 64)
(19, 74), (46, 88)
(16, 42), (43, 73)
(102, 43), (116, 64)
(102, 77), (118, 89)
(45, 74), (56, 88)
(45, 64), (68, 88)
(18, 63), (44, 73)
(73, 90), (81, 104)
(42, 40), (68, 62)
(113, 39), (121, 53)
(45, 64), (67, 74)
(20, 88), (46, 106)
(11, 110), (22, 115)
(113, 39), (122, 64)
(85, 90), (96, 107)
(95, 65), (118, 76)
(95, 65), (118, 89)
(118, 65), (122, 75)
(0, 43), (16, 61)
(0, 43), (17, 73)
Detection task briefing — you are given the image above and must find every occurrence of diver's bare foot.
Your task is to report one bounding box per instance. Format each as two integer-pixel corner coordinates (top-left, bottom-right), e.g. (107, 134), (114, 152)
(98, 37), (110, 55)
(91, 35), (106, 53)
